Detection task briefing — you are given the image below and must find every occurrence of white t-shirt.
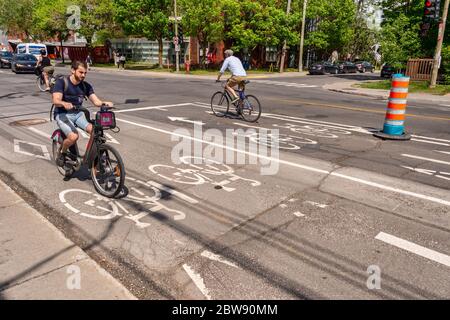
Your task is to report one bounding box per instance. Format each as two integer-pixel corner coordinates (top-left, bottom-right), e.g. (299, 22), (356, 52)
(220, 56), (247, 77)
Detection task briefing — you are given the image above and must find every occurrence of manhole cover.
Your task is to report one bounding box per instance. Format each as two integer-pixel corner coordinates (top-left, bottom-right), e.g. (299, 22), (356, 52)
(9, 119), (48, 126)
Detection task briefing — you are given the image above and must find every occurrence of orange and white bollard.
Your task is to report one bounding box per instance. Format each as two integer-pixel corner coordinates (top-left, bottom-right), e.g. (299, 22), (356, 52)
(374, 74), (411, 140)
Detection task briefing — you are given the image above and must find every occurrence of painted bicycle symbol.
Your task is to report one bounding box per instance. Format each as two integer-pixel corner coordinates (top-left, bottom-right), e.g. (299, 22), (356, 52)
(272, 123), (352, 139)
(149, 156), (261, 192)
(59, 177), (197, 229)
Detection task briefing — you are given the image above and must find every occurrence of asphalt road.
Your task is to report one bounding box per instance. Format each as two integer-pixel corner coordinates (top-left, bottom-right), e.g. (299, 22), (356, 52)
(0, 66), (449, 299)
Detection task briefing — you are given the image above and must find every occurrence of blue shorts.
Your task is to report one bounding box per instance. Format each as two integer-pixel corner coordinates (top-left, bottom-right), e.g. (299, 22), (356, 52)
(55, 111), (90, 136)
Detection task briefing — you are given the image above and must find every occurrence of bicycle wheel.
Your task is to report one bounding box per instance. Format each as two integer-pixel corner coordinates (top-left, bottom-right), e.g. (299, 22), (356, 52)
(91, 144), (125, 198)
(36, 76), (46, 92)
(52, 130), (74, 177)
(211, 91), (229, 117)
(240, 94), (261, 122)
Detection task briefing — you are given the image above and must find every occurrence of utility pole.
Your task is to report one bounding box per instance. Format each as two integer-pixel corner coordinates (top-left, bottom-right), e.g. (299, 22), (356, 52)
(279, 0), (292, 73)
(430, 0), (449, 88)
(298, 0), (308, 72)
(174, 0), (180, 72)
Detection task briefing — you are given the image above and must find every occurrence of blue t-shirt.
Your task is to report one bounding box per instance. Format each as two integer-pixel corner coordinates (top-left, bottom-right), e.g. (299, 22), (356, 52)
(53, 77), (94, 115)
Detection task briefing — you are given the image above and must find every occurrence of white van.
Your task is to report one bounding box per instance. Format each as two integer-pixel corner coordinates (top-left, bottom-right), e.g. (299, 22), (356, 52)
(16, 43), (47, 58)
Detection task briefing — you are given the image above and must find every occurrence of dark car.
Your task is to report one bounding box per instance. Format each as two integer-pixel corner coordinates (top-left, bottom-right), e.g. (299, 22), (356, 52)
(380, 64), (396, 78)
(11, 54), (38, 73)
(308, 61), (339, 75)
(336, 61), (358, 73)
(354, 61), (374, 73)
(0, 51), (13, 68)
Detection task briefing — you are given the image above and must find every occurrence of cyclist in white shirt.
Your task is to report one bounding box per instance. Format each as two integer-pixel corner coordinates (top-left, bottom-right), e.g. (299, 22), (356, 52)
(216, 49), (247, 104)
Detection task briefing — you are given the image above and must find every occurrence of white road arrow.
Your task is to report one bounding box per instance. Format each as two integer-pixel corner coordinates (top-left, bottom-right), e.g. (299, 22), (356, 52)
(168, 117), (204, 126)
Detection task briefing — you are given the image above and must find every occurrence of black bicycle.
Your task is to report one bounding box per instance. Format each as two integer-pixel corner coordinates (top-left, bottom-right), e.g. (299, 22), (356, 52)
(36, 68), (61, 92)
(211, 79), (261, 122)
(50, 104), (125, 198)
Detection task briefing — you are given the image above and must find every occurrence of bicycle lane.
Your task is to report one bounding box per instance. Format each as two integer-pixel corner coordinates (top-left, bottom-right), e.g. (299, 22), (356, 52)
(0, 105), (449, 299)
(106, 110), (450, 299)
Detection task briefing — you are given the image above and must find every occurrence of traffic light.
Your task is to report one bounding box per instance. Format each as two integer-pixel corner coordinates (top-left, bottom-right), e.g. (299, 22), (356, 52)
(423, 0), (441, 21)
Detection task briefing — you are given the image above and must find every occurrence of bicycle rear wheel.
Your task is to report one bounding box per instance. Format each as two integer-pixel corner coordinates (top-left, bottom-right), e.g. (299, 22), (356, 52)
(36, 76), (46, 92)
(91, 144), (125, 198)
(211, 91), (229, 117)
(240, 94), (261, 122)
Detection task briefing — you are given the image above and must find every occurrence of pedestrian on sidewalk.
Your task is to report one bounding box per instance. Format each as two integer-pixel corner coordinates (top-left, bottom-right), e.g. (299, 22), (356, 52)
(86, 54), (93, 70)
(113, 50), (120, 69)
(119, 53), (126, 70)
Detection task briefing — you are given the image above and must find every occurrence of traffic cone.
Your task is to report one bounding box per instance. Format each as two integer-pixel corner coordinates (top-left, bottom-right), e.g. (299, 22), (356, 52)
(374, 74), (411, 140)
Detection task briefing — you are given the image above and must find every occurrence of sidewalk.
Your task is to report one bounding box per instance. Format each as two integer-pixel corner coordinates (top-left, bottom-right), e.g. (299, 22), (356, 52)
(0, 179), (136, 300)
(324, 80), (450, 103)
(55, 64), (309, 80)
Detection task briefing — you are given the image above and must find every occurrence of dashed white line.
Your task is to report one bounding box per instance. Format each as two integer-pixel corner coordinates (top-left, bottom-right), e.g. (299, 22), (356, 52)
(201, 250), (240, 269)
(293, 211), (305, 217)
(304, 201), (328, 208)
(115, 103), (192, 113)
(401, 154), (450, 166)
(182, 264), (212, 300)
(27, 127), (51, 139)
(375, 232), (450, 268)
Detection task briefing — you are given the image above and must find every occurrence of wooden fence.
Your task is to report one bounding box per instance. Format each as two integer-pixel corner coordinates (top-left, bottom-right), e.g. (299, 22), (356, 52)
(406, 58), (434, 81)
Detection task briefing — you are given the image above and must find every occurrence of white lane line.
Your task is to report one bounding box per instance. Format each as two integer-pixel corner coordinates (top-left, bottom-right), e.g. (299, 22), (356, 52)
(115, 103), (192, 113)
(435, 150), (450, 155)
(201, 250), (240, 269)
(293, 211), (305, 217)
(401, 154), (450, 166)
(375, 232), (450, 268)
(146, 180), (199, 204)
(182, 264), (212, 300)
(27, 127), (51, 139)
(411, 139), (450, 147)
(304, 201), (328, 208)
(412, 135), (450, 143)
(116, 117), (450, 207)
(195, 101), (450, 144)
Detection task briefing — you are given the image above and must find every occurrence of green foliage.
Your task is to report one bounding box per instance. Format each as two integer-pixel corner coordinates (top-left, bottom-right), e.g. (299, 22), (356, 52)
(380, 13), (422, 67)
(114, 0), (171, 66)
(31, 0), (70, 42)
(305, 0), (357, 58)
(0, 0), (36, 39)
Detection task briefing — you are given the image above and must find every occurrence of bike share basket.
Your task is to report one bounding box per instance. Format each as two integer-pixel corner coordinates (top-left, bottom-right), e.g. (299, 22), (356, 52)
(95, 110), (116, 129)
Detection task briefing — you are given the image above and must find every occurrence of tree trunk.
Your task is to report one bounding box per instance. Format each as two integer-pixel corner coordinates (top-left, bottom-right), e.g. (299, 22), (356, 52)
(158, 38), (163, 67)
(201, 42), (207, 69)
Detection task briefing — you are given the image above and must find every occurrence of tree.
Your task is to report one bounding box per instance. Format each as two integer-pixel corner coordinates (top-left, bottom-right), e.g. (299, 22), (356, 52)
(0, 0), (36, 40)
(114, 0), (171, 67)
(179, 0), (224, 67)
(78, 0), (122, 48)
(304, 0), (356, 60)
(31, 0), (72, 63)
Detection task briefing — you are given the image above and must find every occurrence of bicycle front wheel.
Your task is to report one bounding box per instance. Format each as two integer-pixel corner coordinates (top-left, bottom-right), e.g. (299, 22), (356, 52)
(36, 76), (46, 92)
(240, 95), (261, 122)
(91, 144), (125, 198)
(211, 91), (229, 117)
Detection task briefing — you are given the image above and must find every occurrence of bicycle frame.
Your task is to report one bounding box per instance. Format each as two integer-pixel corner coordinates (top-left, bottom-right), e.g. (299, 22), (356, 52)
(222, 80), (247, 102)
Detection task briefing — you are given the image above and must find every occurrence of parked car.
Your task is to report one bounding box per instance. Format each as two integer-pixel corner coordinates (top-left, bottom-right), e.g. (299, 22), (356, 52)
(0, 51), (13, 68)
(336, 61), (358, 73)
(354, 61), (374, 73)
(11, 54), (38, 73)
(308, 61), (339, 75)
(380, 64), (395, 78)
